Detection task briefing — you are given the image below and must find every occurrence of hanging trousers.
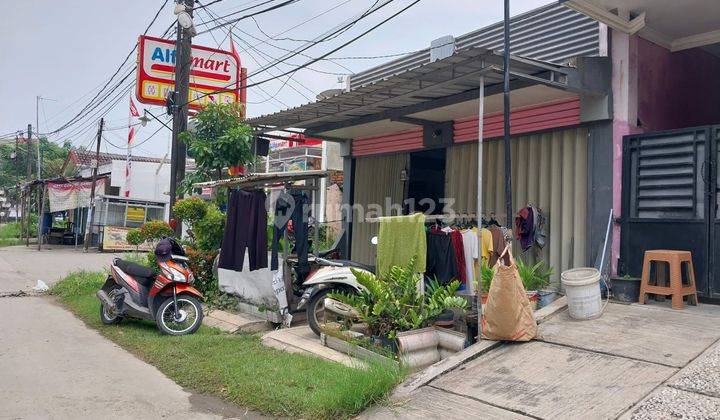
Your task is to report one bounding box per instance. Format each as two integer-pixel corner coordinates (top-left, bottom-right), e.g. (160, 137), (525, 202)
(219, 189), (268, 271)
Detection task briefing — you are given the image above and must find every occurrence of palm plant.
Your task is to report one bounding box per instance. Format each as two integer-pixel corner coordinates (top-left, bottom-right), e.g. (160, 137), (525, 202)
(330, 257), (467, 339)
(516, 258), (554, 291)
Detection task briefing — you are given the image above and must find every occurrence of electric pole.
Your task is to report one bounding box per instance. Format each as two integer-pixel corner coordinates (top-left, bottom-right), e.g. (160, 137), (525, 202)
(84, 118), (104, 252)
(169, 0), (194, 236)
(26, 124), (32, 247)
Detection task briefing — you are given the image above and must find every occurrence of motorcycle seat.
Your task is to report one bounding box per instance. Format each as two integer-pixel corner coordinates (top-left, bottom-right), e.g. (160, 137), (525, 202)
(332, 260), (375, 273)
(115, 259), (156, 286)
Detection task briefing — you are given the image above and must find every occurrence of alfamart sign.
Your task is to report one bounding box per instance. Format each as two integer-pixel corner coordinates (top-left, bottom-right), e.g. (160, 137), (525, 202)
(136, 35), (246, 111)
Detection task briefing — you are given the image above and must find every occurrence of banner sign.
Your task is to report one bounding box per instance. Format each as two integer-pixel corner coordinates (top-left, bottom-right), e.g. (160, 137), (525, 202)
(136, 35), (247, 111)
(47, 179), (106, 213)
(102, 225), (151, 252)
(126, 206), (146, 223)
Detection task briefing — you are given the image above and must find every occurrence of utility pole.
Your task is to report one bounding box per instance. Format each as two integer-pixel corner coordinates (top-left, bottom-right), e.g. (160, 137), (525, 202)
(502, 0), (513, 228)
(26, 124), (32, 247)
(169, 0), (194, 236)
(84, 118), (104, 252)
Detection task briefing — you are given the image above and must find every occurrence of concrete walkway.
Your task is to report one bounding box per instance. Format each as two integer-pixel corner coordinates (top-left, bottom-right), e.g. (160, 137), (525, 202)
(366, 302), (720, 419)
(0, 245), (258, 419)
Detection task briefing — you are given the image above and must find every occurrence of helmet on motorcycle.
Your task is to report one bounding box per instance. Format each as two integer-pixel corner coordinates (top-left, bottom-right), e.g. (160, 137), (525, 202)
(154, 238), (173, 262)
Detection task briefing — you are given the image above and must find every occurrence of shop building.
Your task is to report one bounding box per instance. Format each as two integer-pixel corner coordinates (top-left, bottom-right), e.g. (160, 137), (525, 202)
(249, 0), (720, 295)
(248, 3), (613, 283)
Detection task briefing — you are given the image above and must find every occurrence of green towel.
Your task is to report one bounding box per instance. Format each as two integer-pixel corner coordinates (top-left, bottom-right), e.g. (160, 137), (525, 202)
(376, 213), (427, 276)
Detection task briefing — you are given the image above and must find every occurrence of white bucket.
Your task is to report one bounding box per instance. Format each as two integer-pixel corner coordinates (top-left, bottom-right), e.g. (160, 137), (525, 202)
(561, 267), (602, 320)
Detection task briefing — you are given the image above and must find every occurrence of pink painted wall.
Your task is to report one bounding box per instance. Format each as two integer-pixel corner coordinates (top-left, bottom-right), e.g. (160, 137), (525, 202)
(637, 37), (720, 131)
(352, 98), (580, 157)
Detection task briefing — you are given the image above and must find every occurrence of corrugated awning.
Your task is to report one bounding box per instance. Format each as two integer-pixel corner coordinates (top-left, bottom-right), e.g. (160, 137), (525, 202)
(247, 47), (592, 136)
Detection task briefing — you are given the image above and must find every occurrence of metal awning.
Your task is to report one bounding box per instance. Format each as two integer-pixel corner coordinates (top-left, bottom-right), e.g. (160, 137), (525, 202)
(193, 170), (328, 189)
(247, 47), (600, 136)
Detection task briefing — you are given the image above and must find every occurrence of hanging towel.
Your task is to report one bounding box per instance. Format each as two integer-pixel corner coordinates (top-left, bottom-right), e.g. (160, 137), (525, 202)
(376, 213), (427, 276)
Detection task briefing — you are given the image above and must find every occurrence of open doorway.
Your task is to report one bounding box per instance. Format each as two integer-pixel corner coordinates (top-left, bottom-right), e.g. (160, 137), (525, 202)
(406, 149), (446, 215)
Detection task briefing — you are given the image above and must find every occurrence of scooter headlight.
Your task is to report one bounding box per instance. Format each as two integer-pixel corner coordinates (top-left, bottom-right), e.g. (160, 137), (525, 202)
(163, 265), (187, 282)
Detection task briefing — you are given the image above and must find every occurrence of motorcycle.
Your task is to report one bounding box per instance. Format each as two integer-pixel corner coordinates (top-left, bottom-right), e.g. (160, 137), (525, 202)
(296, 236), (377, 336)
(96, 237), (204, 336)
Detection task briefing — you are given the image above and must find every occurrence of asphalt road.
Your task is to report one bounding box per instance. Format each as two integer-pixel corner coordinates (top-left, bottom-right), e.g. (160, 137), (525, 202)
(0, 245), (259, 419)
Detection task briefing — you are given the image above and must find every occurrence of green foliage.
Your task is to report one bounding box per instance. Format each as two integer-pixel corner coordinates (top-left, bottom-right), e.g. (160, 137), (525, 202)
(478, 259), (495, 293)
(193, 204), (225, 252)
(51, 270), (403, 418)
(331, 257), (466, 339)
(139, 220), (174, 243)
(179, 103), (253, 195)
(125, 228), (144, 247)
(516, 258), (554, 291)
(185, 247), (219, 295)
(0, 222), (21, 239)
(172, 197), (207, 226)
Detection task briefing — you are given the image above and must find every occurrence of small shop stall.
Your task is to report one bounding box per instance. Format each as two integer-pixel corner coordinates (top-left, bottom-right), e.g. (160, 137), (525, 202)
(20, 175), (110, 249)
(94, 195), (168, 251)
(194, 170), (328, 324)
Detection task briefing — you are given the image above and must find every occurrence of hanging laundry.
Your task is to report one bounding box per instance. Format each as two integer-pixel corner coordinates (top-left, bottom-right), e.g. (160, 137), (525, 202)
(426, 229), (460, 285)
(376, 213), (427, 276)
(460, 228), (479, 292)
(271, 191), (311, 279)
(449, 229), (467, 283)
(514, 206), (536, 251)
(530, 205), (547, 249)
(488, 225), (507, 267)
(219, 189), (268, 272)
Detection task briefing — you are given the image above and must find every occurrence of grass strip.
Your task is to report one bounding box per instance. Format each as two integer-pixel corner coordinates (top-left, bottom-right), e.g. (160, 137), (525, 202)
(51, 271), (402, 419)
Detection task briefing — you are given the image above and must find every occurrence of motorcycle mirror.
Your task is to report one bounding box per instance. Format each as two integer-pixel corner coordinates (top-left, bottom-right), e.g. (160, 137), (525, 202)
(370, 236), (378, 245)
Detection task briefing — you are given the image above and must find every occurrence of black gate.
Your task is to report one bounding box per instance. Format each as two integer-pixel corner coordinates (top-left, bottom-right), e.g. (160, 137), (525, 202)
(621, 125), (720, 300)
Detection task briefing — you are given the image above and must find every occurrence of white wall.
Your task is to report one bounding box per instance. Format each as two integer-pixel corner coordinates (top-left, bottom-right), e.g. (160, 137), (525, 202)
(110, 160), (170, 203)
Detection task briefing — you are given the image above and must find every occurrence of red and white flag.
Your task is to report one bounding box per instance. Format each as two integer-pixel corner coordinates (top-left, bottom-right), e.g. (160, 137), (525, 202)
(125, 96), (141, 197)
(129, 97), (140, 118)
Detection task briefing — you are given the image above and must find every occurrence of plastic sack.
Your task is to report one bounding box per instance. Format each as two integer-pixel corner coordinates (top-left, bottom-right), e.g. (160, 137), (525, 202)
(482, 247), (537, 341)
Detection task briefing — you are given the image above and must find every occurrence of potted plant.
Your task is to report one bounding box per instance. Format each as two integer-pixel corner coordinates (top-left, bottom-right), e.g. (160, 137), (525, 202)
(610, 274), (641, 303)
(516, 258), (554, 310)
(329, 257), (467, 349)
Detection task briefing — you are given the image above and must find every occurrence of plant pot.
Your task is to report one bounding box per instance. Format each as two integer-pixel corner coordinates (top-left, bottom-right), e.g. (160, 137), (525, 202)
(537, 290), (558, 309)
(434, 309), (455, 328)
(527, 291), (539, 310)
(610, 276), (641, 303)
(396, 327), (440, 371)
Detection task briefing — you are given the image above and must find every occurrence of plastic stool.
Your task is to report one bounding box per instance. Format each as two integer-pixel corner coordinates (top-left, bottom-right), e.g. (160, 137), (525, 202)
(639, 250), (698, 309)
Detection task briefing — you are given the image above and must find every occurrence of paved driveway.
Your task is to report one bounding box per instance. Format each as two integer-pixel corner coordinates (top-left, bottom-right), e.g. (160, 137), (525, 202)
(0, 246), (258, 419)
(367, 302), (720, 419)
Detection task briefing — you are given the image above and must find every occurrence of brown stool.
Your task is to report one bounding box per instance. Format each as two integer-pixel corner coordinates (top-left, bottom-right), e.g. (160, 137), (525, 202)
(639, 250), (698, 309)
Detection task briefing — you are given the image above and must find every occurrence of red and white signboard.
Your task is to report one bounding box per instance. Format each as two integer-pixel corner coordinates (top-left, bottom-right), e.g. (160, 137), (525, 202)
(136, 35), (247, 111)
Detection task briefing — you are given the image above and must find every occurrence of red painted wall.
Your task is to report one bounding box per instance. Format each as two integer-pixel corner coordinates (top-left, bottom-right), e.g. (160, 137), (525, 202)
(637, 37), (720, 132)
(352, 98), (581, 156)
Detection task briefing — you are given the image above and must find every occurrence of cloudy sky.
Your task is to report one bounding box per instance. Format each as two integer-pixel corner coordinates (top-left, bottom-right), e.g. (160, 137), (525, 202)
(1, 0), (553, 156)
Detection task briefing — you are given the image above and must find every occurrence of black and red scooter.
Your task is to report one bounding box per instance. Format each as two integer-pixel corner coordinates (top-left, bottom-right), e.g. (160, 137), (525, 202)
(96, 237), (204, 335)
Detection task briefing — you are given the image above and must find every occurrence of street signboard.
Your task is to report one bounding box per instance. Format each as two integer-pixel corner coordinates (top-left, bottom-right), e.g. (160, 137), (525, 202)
(136, 35), (247, 112)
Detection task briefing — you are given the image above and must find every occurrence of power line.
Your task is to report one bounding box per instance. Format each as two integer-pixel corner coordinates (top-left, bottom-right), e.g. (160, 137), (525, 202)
(179, 0), (423, 107)
(196, 0), (300, 35)
(45, 1), (174, 136)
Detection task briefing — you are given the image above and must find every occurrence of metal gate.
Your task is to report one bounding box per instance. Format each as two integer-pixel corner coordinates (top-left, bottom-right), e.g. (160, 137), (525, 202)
(621, 125), (720, 299)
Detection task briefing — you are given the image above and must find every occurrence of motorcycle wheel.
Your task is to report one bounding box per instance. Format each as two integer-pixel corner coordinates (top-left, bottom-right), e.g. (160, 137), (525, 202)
(155, 295), (203, 336)
(100, 303), (123, 325)
(307, 288), (335, 337)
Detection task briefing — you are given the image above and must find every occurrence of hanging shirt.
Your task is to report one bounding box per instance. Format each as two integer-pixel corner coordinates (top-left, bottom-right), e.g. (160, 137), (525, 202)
(426, 230), (459, 285)
(461, 229), (479, 293)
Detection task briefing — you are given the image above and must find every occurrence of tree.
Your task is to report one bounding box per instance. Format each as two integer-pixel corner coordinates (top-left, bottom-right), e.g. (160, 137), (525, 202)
(179, 103), (254, 195)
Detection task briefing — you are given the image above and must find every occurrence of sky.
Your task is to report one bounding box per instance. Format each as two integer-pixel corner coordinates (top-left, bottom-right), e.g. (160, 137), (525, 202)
(0, 0), (554, 157)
